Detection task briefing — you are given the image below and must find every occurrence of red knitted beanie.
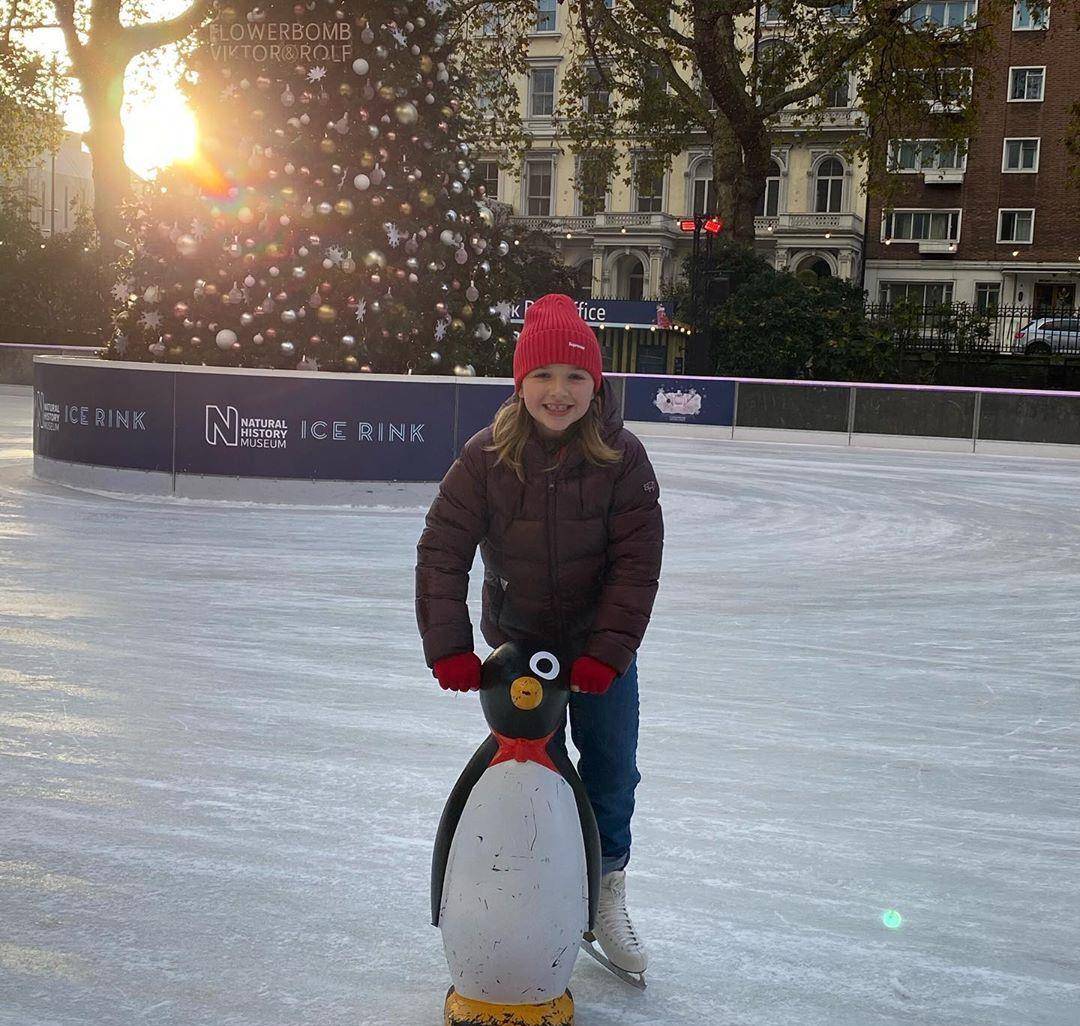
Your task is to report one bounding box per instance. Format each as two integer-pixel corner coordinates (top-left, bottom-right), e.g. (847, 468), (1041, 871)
(513, 294), (603, 394)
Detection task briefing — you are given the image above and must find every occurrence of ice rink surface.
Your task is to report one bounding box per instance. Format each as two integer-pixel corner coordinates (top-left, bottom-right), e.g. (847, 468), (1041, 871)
(1, 383), (1078, 1026)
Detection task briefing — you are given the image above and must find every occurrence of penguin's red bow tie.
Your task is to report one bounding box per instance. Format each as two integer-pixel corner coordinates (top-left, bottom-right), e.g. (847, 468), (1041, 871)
(491, 730), (558, 772)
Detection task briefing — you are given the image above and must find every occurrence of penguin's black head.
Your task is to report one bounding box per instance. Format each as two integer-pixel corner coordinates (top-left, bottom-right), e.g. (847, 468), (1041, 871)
(479, 642), (568, 739)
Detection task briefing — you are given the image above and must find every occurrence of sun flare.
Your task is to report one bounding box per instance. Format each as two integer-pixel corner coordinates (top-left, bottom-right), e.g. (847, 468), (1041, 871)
(124, 90), (199, 180)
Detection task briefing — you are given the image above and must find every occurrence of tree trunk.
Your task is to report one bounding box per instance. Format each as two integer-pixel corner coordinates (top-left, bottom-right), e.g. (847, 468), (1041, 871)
(80, 63), (131, 254)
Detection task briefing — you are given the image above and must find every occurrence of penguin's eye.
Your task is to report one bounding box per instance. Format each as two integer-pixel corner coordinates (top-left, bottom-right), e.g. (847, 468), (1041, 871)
(529, 651), (560, 680)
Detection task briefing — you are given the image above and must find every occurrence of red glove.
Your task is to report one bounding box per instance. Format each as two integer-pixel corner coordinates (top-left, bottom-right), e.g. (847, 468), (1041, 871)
(433, 652), (482, 692)
(570, 656), (618, 695)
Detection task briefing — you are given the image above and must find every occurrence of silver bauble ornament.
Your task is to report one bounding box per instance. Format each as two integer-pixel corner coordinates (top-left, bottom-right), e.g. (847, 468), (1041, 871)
(176, 234), (198, 256)
(394, 100), (418, 124)
(354, 173), (371, 190)
(280, 341), (295, 355)
(352, 58), (370, 75)
(216, 329), (238, 351)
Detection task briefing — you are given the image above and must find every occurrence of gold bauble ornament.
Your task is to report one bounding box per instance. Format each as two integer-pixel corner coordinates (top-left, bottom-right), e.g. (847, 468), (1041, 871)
(319, 138), (336, 154)
(418, 188), (436, 207)
(359, 151), (375, 170)
(344, 355), (359, 369)
(419, 56), (433, 73)
(362, 249), (387, 269)
(334, 198), (354, 217)
(317, 304), (336, 323)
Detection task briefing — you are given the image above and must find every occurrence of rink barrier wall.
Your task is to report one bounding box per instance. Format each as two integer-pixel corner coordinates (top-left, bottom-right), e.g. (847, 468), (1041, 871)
(1, 343), (100, 385)
(31, 357), (1080, 502)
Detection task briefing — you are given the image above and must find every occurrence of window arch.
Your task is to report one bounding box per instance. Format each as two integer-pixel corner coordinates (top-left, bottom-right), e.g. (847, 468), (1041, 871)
(627, 259), (646, 301)
(815, 156), (845, 213)
(690, 157), (715, 216)
(760, 158), (783, 216)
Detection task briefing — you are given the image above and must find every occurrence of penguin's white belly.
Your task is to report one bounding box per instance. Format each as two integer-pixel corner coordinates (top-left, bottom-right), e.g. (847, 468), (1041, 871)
(439, 760), (587, 1004)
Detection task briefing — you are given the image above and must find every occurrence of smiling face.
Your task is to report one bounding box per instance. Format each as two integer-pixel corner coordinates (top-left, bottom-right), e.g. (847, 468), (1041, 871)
(519, 364), (596, 440)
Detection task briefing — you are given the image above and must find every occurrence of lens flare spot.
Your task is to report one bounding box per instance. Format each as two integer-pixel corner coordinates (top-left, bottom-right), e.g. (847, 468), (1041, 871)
(882, 909), (903, 930)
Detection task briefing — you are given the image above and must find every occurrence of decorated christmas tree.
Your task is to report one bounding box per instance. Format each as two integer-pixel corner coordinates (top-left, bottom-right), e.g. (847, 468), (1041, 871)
(107, 0), (515, 374)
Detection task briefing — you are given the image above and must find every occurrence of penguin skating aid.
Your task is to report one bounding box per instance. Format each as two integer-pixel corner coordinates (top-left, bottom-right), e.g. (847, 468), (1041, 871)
(431, 643), (601, 1026)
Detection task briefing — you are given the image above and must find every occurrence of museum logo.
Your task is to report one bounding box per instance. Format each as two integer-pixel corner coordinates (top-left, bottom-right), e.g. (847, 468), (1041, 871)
(205, 405), (288, 449)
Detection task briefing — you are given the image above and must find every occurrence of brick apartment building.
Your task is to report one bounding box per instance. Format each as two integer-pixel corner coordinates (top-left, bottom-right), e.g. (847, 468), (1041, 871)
(863, 0), (1079, 318)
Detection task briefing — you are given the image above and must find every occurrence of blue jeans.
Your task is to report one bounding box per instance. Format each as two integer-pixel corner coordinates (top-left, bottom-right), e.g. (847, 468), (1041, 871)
(555, 659), (641, 876)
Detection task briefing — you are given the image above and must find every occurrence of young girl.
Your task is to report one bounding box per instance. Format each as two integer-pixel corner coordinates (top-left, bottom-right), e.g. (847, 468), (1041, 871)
(415, 292), (663, 974)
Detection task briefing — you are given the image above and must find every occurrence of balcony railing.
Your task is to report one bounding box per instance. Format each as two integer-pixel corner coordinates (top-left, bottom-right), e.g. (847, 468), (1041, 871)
(774, 108), (867, 132)
(512, 215), (597, 234)
(593, 212), (682, 232)
(511, 212), (683, 235)
(755, 212), (865, 235)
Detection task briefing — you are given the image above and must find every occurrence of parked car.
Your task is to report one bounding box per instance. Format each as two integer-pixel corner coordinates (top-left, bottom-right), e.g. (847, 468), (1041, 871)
(1012, 316), (1080, 355)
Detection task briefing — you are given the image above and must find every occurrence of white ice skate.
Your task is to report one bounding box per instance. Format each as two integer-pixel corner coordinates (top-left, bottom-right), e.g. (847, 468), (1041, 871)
(580, 870), (648, 989)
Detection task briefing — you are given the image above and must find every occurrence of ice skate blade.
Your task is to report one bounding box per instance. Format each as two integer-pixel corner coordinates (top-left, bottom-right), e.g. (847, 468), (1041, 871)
(578, 939), (647, 990)
(443, 985), (574, 1025)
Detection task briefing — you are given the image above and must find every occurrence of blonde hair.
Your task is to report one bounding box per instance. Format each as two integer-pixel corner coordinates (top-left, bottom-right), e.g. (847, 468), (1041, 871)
(486, 393), (622, 482)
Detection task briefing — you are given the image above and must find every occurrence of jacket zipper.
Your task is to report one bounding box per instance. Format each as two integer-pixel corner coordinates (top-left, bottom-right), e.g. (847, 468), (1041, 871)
(547, 453), (565, 649)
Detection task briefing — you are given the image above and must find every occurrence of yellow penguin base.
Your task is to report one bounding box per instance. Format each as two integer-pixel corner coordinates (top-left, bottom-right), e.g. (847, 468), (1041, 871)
(443, 987), (574, 1026)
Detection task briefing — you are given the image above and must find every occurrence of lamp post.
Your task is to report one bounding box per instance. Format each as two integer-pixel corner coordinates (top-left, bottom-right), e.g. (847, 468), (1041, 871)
(678, 215), (725, 375)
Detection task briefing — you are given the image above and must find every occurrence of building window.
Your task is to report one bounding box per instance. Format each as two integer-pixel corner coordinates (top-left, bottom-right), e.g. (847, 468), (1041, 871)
(634, 160), (664, 213)
(525, 159), (554, 216)
(997, 208), (1034, 244)
(883, 209), (961, 242)
(691, 161), (716, 215)
(627, 260), (645, 301)
(760, 158), (782, 216)
(762, 2), (784, 23)
(476, 2), (499, 34)
(1002, 138), (1040, 172)
(879, 281), (955, 306)
(913, 67), (973, 111)
(529, 67), (555, 116)
(1008, 66), (1045, 101)
(576, 157), (608, 216)
(476, 160), (499, 200)
(975, 282), (1001, 312)
(815, 157), (844, 213)
(830, 0), (855, 16)
(888, 138), (966, 171)
(902, 0), (977, 27)
(1013, 0), (1048, 29)
(822, 75), (850, 108)
(584, 65), (610, 114)
(534, 0), (557, 32)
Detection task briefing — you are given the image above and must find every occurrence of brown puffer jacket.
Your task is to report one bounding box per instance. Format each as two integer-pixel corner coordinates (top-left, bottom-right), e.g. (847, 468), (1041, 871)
(415, 379), (663, 675)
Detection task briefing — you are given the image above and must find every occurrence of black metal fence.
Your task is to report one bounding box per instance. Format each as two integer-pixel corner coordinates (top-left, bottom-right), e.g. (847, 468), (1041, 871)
(864, 303), (1080, 356)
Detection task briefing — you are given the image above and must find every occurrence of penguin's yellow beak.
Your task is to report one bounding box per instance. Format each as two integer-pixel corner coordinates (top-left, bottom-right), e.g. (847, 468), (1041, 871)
(510, 675), (543, 710)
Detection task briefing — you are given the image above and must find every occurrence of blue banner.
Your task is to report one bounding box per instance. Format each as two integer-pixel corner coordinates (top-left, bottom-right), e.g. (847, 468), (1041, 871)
(623, 375), (735, 426)
(174, 373), (456, 481)
(33, 361), (174, 471)
(510, 298), (673, 330)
